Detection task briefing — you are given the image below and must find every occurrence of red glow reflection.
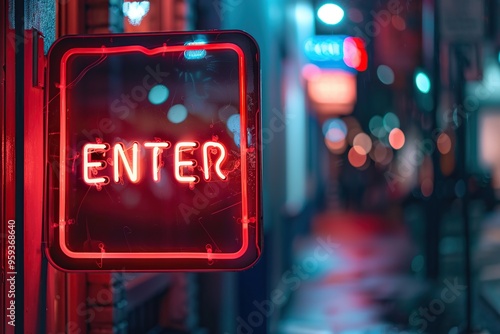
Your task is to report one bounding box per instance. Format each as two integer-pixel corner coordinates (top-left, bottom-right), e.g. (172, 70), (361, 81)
(343, 37), (368, 72)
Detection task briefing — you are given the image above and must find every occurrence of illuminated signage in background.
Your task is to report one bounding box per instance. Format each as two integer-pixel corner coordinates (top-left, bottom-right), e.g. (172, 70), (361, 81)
(302, 35), (366, 116)
(122, 1), (151, 26)
(45, 31), (261, 271)
(302, 65), (357, 115)
(304, 35), (368, 72)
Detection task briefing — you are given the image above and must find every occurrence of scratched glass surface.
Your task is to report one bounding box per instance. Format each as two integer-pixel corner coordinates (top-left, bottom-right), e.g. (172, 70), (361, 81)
(63, 49), (248, 254)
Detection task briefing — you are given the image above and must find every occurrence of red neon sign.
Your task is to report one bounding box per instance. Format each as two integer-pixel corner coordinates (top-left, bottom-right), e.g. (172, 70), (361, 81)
(45, 31), (261, 271)
(82, 140), (228, 186)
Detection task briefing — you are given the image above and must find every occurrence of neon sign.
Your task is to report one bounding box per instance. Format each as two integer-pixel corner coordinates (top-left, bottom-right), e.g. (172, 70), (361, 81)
(82, 140), (228, 186)
(45, 31), (261, 271)
(304, 35), (368, 72)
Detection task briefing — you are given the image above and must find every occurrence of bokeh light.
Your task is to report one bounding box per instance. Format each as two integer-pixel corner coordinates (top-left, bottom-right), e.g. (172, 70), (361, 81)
(389, 128), (405, 150)
(301, 63), (321, 81)
(371, 142), (393, 165)
(377, 65), (395, 85)
(353, 132), (372, 154)
(324, 119), (347, 154)
(383, 112), (400, 132)
(325, 134), (346, 154)
(437, 133), (452, 154)
(322, 118), (347, 136)
(148, 84), (169, 105)
(325, 127), (346, 142)
(416, 71), (431, 94)
(226, 114), (241, 133)
(317, 3), (344, 25)
(369, 116), (386, 138)
(123, 1), (150, 26)
(167, 104), (188, 124)
(347, 8), (363, 23)
(343, 116), (361, 131)
(391, 15), (406, 30)
(343, 37), (368, 72)
(348, 147), (367, 168)
(307, 70), (357, 111)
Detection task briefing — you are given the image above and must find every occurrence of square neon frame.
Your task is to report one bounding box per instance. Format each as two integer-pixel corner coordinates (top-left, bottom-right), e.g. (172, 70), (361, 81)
(57, 43), (250, 261)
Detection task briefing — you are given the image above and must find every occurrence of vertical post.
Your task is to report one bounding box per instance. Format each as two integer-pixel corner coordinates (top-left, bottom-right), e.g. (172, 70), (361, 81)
(423, 0), (441, 281)
(23, 29), (45, 334)
(2, 6), (18, 334)
(453, 44), (471, 334)
(14, 0), (24, 332)
(0, 0), (6, 330)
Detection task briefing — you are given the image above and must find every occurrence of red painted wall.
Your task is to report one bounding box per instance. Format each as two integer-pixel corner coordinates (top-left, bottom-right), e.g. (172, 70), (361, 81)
(23, 31), (45, 333)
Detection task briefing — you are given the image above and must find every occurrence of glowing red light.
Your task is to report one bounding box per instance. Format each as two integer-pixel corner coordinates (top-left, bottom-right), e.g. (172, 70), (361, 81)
(301, 63), (321, 80)
(174, 141), (200, 183)
(348, 147), (367, 168)
(343, 37), (368, 72)
(83, 143), (109, 185)
(389, 128), (405, 150)
(82, 140), (228, 187)
(113, 142), (140, 183)
(352, 132), (372, 154)
(437, 133), (452, 155)
(46, 33), (262, 271)
(306, 70), (357, 115)
(144, 141), (171, 182)
(202, 141), (227, 181)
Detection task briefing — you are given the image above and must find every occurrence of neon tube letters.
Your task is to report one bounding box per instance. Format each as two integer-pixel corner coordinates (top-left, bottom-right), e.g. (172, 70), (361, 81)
(82, 140), (228, 186)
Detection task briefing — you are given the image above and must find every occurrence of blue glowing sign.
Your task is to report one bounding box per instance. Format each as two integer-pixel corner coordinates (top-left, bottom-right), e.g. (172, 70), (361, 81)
(304, 36), (344, 62)
(304, 35), (367, 72)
